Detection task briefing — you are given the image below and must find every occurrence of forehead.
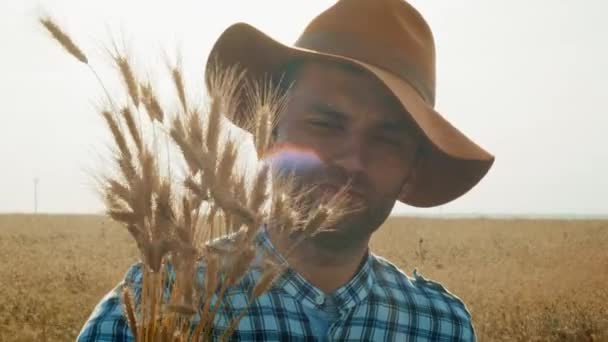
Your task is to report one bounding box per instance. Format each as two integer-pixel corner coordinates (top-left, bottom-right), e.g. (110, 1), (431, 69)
(289, 61), (408, 123)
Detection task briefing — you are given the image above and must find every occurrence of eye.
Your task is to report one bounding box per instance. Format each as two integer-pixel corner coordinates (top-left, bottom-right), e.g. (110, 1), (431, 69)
(308, 119), (341, 129)
(307, 105), (345, 130)
(374, 134), (402, 148)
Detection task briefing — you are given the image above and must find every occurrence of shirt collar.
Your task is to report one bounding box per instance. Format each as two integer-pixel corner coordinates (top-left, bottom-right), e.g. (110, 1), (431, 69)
(254, 227), (376, 311)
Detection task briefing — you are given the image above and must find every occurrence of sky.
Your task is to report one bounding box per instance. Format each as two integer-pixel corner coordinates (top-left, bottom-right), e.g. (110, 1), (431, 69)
(1, 0), (607, 216)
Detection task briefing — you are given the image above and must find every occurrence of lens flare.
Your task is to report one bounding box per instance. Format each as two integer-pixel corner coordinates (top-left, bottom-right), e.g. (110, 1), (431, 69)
(261, 143), (324, 176)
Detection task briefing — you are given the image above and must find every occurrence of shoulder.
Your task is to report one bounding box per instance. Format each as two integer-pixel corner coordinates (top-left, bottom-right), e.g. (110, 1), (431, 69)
(76, 263), (143, 341)
(369, 254), (477, 341)
(370, 254), (471, 314)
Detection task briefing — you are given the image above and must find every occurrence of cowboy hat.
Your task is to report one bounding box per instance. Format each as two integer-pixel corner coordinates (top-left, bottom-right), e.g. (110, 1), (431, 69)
(204, 0), (495, 208)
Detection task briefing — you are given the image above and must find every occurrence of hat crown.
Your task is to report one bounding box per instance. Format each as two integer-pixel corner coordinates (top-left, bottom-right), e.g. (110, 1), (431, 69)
(295, 0), (437, 105)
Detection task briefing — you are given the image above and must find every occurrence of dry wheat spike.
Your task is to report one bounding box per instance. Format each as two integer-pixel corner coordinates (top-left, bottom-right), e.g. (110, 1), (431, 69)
(40, 16), (353, 341)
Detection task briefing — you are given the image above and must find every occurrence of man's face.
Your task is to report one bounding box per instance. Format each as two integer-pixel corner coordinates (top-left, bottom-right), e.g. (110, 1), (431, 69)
(267, 61), (421, 251)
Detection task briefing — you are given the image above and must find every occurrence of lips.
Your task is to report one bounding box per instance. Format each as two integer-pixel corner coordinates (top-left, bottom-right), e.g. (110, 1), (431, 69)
(317, 183), (366, 208)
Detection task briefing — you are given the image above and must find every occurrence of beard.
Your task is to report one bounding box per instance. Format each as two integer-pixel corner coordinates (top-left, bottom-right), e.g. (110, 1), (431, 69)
(307, 217), (371, 252)
(263, 145), (395, 253)
(306, 195), (395, 253)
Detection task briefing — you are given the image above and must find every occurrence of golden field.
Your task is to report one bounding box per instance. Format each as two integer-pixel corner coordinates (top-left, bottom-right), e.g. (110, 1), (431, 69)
(0, 214), (606, 341)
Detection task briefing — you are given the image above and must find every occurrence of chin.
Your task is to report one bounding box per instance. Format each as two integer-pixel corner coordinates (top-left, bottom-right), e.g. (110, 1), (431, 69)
(308, 229), (364, 252)
(309, 213), (374, 250)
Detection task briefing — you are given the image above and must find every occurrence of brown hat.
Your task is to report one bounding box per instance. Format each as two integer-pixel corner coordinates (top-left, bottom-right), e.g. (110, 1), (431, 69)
(204, 0), (495, 208)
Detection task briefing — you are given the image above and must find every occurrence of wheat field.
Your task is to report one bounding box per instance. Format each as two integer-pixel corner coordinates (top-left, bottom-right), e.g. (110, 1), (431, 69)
(0, 214), (606, 341)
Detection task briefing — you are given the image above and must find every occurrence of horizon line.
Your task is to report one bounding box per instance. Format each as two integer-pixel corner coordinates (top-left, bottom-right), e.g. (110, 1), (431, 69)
(1, 211), (607, 220)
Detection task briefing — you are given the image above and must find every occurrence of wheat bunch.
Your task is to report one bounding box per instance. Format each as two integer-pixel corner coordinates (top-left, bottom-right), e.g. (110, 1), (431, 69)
(40, 16), (353, 341)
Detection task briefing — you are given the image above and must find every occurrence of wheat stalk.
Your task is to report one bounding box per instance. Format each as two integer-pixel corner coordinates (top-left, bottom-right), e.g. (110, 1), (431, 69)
(140, 81), (165, 123)
(170, 63), (188, 114)
(41, 16), (353, 341)
(116, 56), (140, 108)
(39, 17), (87, 64)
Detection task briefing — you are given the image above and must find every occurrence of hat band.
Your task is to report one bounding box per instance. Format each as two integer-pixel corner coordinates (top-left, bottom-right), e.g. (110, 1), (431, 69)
(295, 31), (435, 105)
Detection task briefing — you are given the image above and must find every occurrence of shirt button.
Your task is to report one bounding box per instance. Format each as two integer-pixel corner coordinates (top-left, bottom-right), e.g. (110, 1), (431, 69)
(314, 294), (325, 306)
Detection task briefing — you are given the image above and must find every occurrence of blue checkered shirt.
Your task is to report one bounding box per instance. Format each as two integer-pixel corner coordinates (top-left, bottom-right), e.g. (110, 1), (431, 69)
(77, 229), (476, 341)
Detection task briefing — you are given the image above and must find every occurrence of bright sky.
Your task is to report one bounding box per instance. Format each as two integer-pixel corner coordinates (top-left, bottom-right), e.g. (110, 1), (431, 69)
(2, 0), (607, 216)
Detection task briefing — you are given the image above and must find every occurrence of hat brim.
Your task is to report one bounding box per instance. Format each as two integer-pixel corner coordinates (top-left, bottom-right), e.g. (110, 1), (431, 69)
(205, 23), (495, 207)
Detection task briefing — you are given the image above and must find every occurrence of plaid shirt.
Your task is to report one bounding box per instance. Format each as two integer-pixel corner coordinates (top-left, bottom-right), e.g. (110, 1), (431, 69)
(77, 229), (476, 341)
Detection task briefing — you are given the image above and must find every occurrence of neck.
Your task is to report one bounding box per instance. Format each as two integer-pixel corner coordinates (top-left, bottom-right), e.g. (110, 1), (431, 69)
(268, 229), (370, 293)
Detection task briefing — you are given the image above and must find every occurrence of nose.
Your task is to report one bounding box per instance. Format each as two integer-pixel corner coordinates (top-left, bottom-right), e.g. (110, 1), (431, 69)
(331, 135), (367, 175)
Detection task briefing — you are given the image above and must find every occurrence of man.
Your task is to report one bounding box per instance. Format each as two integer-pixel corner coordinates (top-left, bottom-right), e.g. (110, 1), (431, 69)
(78, 0), (494, 340)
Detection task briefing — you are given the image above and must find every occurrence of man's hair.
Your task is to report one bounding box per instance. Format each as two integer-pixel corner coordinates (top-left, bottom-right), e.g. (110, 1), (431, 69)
(274, 59), (306, 96)
(274, 59), (368, 95)
(269, 59), (305, 141)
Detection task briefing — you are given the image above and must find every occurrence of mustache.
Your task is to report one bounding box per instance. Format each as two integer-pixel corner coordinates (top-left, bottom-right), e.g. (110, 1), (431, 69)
(262, 146), (369, 199)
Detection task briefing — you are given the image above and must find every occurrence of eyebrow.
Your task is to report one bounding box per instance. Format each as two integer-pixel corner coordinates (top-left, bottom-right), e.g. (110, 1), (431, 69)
(377, 119), (415, 133)
(313, 104), (347, 120)
(313, 103), (416, 133)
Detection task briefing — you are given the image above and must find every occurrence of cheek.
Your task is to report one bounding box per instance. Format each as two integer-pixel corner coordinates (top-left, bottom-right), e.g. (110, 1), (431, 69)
(367, 143), (418, 192)
(276, 122), (313, 146)
(365, 153), (413, 200)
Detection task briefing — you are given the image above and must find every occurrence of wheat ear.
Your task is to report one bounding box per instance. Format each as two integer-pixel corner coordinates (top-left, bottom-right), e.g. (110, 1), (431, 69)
(108, 43), (140, 108)
(39, 17), (88, 64)
(122, 287), (139, 338)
